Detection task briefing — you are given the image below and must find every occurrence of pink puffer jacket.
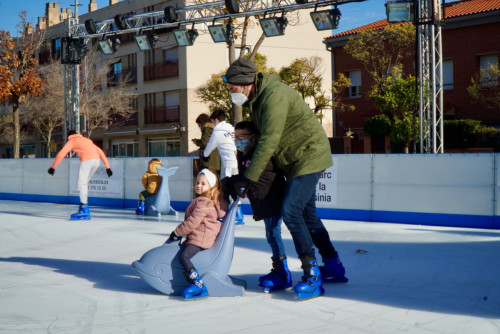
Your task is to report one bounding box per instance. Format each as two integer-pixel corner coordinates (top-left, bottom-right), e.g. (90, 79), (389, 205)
(175, 196), (227, 249)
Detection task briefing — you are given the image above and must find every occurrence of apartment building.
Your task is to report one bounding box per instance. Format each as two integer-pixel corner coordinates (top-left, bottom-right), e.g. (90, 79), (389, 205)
(324, 0), (500, 151)
(7, 0), (335, 158)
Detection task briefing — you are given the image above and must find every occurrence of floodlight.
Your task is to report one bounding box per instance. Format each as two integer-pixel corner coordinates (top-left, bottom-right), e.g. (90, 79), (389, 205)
(164, 6), (178, 23)
(98, 36), (120, 55)
(310, 8), (341, 31)
(208, 24), (229, 43)
(385, 1), (414, 23)
(173, 29), (198, 46)
(134, 33), (158, 51)
(225, 0), (239, 14)
(114, 14), (129, 30)
(259, 16), (288, 37)
(84, 19), (97, 34)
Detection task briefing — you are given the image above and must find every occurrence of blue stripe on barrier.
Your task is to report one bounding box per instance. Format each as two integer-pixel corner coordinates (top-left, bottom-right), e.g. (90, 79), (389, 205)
(0, 192), (497, 229)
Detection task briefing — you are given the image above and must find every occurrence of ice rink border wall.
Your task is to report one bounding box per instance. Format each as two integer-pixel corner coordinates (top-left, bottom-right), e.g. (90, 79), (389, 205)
(0, 154), (498, 229)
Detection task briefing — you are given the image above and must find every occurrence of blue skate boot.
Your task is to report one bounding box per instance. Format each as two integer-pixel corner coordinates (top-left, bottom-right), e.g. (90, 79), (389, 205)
(235, 206), (245, 225)
(182, 268), (209, 300)
(319, 254), (348, 283)
(70, 204), (91, 220)
(294, 256), (325, 300)
(259, 255), (293, 293)
(135, 201), (145, 215)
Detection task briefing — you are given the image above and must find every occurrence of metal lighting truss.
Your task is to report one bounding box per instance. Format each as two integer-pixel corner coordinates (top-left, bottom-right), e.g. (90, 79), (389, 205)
(69, 0), (366, 38)
(417, 0), (444, 153)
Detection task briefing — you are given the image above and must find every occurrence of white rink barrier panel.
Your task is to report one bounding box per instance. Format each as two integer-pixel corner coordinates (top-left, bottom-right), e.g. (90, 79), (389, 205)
(0, 154), (498, 229)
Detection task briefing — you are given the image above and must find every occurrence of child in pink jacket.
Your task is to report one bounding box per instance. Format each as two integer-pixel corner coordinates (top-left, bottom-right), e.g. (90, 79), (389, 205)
(168, 168), (227, 300)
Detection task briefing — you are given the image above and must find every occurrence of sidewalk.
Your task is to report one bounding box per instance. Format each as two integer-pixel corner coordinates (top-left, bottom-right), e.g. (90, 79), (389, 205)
(0, 200), (499, 334)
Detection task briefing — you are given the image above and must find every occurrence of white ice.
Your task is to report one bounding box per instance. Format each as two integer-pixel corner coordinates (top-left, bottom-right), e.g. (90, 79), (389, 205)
(0, 200), (499, 334)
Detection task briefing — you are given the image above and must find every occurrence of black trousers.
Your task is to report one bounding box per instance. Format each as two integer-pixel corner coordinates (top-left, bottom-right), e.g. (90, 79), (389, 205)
(179, 244), (204, 273)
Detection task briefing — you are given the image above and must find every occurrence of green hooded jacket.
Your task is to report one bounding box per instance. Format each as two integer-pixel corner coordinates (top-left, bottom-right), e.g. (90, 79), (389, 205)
(244, 73), (333, 182)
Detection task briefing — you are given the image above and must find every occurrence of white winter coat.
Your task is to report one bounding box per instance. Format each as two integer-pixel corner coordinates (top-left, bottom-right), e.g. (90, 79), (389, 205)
(204, 121), (238, 168)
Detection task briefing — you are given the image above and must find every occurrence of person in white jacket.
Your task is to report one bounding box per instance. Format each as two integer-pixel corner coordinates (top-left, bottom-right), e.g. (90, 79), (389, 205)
(204, 109), (238, 179)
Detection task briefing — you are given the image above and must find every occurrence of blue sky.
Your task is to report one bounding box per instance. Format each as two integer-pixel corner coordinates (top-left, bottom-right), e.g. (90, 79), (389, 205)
(0, 0), (387, 36)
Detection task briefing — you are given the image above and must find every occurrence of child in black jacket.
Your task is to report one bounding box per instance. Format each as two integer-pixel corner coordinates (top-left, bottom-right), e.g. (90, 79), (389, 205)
(222, 121), (291, 292)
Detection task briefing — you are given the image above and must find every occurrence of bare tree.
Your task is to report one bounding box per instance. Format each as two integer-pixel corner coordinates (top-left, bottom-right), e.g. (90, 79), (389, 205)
(0, 12), (45, 158)
(78, 44), (137, 137)
(22, 61), (65, 157)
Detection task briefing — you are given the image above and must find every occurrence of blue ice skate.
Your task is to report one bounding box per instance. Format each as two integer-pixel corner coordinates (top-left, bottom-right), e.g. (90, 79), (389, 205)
(135, 201), (145, 215)
(183, 269), (209, 300)
(319, 254), (348, 283)
(70, 204), (91, 220)
(295, 257), (324, 300)
(259, 256), (292, 293)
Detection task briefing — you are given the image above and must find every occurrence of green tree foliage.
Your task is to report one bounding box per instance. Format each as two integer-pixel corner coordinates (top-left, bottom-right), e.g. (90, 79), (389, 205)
(279, 56), (331, 120)
(467, 63), (500, 110)
(344, 24), (415, 93)
(196, 53), (275, 122)
(332, 73), (355, 114)
(364, 114), (391, 136)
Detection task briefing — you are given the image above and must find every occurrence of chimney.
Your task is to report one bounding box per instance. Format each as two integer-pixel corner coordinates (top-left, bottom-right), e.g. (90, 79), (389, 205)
(45, 2), (61, 26)
(61, 8), (72, 21)
(89, 0), (97, 12)
(24, 23), (34, 35)
(37, 17), (47, 30)
(110, 0), (119, 5)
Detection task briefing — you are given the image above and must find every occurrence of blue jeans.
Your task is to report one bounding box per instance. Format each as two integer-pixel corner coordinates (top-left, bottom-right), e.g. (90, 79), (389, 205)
(264, 214), (286, 259)
(281, 172), (336, 260)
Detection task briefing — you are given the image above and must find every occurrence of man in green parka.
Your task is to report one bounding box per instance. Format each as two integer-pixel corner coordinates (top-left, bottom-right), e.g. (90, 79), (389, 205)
(223, 58), (347, 300)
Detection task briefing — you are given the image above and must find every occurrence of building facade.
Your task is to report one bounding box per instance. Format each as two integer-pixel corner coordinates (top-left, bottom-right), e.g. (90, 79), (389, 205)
(324, 0), (500, 150)
(2, 0), (336, 158)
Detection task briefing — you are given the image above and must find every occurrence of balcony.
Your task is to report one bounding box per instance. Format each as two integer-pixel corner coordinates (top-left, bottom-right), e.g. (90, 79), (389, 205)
(144, 106), (180, 124)
(107, 68), (137, 87)
(143, 61), (179, 82)
(108, 112), (138, 127)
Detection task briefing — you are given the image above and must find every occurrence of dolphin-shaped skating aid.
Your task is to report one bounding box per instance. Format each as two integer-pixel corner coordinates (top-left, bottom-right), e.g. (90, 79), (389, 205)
(132, 198), (246, 297)
(145, 167), (178, 217)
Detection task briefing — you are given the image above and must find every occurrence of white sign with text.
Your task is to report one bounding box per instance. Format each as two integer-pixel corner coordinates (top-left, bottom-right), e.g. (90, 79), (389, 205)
(69, 159), (124, 198)
(316, 157), (338, 206)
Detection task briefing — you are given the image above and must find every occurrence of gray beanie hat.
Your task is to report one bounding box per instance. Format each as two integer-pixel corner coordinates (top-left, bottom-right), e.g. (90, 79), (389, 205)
(223, 58), (257, 85)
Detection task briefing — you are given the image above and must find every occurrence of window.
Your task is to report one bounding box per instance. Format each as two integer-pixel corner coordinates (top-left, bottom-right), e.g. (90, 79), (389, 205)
(443, 60), (453, 90)
(164, 91), (179, 108)
(112, 141), (138, 157)
(348, 71), (361, 98)
(148, 137), (180, 157)
(163, 48), (178, 63)
(479, 54), (498, 87)
(113, 61), (122, 84)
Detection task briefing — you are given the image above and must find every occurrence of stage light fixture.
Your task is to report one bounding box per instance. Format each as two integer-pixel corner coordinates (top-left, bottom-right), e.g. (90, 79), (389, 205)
(114, 14), (129, 30)
(84, 19), (97, 34)
(98, 36), (121, 55)
(164, 6), (179, 23)
(134, 33), (159, 51)
(208, 24), (229, 43)
(173, 28), (199, 46)
(385, 1), (414, 23)
(61, 37), (84, 64)
(259, 16), (288, 37)
(310, 8), (341, 31)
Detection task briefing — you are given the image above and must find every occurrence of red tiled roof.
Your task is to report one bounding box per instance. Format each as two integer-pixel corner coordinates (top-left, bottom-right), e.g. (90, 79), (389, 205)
(326, 0), (500, 40)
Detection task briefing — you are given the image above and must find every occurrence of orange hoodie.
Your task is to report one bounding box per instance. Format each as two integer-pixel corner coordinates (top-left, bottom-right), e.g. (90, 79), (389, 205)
(51, 134), (110, 169)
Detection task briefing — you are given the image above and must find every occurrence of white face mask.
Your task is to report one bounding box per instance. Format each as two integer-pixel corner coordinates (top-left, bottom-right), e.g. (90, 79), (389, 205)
(231, 87), (249, 106)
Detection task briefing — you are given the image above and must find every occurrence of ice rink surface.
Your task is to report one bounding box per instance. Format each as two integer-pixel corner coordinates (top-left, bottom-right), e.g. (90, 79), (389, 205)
(0, 200), (499, 334)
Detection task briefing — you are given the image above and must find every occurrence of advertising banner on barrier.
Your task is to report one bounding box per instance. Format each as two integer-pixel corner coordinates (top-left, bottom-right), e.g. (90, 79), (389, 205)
(69, 159), (124, 198)
(316, 157), (338, 206)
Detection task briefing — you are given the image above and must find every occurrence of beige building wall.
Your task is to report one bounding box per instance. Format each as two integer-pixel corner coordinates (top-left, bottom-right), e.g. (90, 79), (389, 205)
(34, 0), (334, 159)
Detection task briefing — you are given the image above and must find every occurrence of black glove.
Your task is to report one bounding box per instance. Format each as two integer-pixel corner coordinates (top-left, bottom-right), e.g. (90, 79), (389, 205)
(106, 168), (113, 177)
(220, 177), (234, 202)
(48, 167), (55, 175)
(202, 156), (209, 162)
(231, 174), (250, 198)
(168, 231), (181, 242)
